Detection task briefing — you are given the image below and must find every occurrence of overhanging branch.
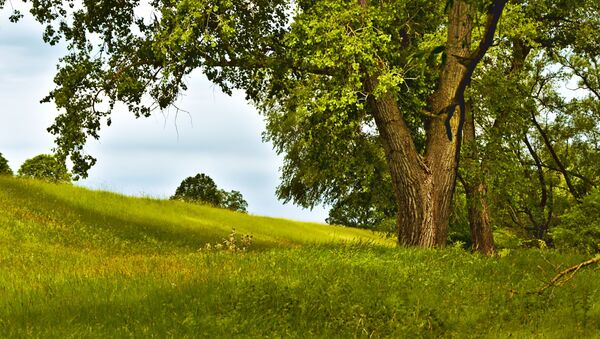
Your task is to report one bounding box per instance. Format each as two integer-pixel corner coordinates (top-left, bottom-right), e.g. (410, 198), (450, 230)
(444, 0), (508, 140)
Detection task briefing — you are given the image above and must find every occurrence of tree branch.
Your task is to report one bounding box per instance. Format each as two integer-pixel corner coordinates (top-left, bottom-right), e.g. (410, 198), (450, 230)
(530, 112), (583, 202)
(559, 54), (600, 100)
(537, 255), (600, 294)
(521, 160), (597, 187)
(523, 135), (547, 208)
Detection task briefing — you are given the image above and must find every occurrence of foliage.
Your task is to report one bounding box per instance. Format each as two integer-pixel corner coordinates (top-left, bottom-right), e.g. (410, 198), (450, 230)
(17, 154), (71, 183)
(551, 190), (600, 254)
(260, 1), (438, 215)
(447, 190), (473, 248)
(221, 190), (248, 214)
(325, 191), (395, 232)
(452, 0), (600, 248)
(0, 153), (12, 176)
(493, 229), (525, 250)
(1, 176), (599, 337)
(170, 173), (248, 213)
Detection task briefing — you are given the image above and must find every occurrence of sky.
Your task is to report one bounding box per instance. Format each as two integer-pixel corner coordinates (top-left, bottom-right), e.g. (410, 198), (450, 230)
(0, 11), (329, 223)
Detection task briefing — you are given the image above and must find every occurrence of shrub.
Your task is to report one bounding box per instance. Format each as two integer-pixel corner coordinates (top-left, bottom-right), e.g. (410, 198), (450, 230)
(0, 153), (12, 176)
(325, 192), (395, 232)
(550, 190), (600, 254)
(493, 228), (524, 249)
(202, 228), (253, 252)
(18, 154), (71, 183)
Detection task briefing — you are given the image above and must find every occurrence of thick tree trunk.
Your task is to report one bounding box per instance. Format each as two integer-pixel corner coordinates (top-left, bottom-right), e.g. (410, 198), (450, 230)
(366, 91), (461, 247)
(369, 93), (462, 247)
(367, 88), (433, 246)
(420, 0), (475, 246)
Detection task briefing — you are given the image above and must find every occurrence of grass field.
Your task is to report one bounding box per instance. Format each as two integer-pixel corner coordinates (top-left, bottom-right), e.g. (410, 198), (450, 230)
(1, 176), (599, 338)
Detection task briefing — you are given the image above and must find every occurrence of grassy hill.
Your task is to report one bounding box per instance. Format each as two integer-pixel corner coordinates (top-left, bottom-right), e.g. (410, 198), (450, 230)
(1, 176), (599, 337)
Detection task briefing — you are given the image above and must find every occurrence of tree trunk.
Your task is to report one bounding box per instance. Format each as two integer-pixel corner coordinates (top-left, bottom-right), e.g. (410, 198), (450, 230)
(459, 39), (530, 255)
(461, 103), (496, 255)
(366, 86), (436, 246)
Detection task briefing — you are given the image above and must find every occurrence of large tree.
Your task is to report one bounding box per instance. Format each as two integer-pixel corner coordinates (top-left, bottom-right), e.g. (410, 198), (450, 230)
(10, 0), (510, 248)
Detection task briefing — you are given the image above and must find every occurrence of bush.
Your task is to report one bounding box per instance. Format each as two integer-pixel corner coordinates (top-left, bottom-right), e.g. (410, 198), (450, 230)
(0, 153), (12, 176)
(493, 228), (524, 250)
(18, 154), (71, 183)
(550, 190), (600, 254)
(171, 173), (248, 213)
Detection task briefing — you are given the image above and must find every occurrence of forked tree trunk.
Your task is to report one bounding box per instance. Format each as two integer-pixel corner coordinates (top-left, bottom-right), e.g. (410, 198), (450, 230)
(366, 0), (472, 246)
(362, 0), (506, 247)
(366, 84), (438, 246)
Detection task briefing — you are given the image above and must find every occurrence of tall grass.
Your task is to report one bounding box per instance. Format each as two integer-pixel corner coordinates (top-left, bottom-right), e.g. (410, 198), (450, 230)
(1, 177), (599, 337)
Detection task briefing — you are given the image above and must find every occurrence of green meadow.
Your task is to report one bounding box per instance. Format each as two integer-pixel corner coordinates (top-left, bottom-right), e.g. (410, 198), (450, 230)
(1, 176), (599, 338)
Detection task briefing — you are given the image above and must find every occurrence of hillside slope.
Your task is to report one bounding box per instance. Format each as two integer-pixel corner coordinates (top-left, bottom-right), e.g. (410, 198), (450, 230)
(0, 176), (391, 254)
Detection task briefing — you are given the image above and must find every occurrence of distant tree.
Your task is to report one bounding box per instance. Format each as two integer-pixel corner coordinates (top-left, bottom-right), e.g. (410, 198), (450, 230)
(222, 190), (248, 213)
(18, 154), (71, 183)
(171, 173), (248, 213)
(171, 173), (222, 206)
(0, 153), (12, 176)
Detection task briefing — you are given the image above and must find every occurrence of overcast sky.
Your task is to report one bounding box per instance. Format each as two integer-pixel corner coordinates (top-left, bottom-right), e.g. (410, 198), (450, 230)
(0, 11), (329, 222)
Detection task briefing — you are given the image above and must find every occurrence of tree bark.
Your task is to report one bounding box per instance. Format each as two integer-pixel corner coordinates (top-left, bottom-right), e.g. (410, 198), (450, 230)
(366, 83), (435, 246)
(421, 0), (476, 245)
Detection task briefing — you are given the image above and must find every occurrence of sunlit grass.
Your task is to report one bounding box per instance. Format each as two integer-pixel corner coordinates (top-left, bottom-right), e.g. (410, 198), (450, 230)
(1, 176), (599, 337)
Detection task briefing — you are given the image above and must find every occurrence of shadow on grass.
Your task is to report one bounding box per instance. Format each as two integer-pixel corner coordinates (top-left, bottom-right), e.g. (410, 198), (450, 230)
(0, 262), (412, 338)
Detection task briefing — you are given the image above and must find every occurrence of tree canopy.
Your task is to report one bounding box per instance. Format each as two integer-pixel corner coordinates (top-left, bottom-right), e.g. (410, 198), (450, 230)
(17, 154), (71, 183)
